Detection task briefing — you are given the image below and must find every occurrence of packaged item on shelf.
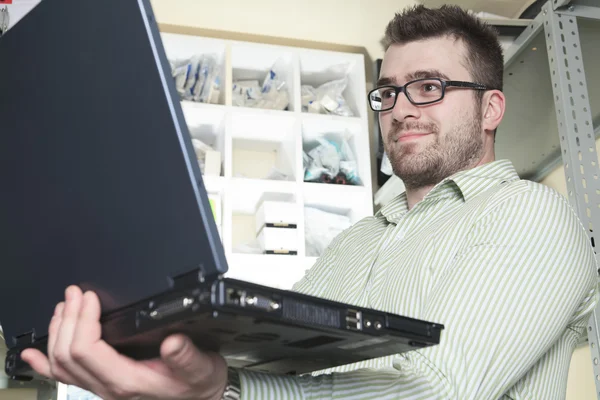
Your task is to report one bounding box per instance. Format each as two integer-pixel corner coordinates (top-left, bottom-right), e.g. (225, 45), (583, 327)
(303, 134), (360, 185)
(169, 54), (221, 104)
(304, 207), (351, 257)
(255, 200), (298, 234)
(232, 58), (289, 111)
(257, 226), (298, 255)
(301, 77), (354, 117)
(192, 138), (221, 175)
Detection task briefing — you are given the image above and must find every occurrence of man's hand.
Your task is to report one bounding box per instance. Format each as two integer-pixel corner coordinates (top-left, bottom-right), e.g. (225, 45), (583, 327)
(20, 285), (229, 400)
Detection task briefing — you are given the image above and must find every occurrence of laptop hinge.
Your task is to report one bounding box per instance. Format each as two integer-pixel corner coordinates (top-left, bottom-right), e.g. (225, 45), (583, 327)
(13, 330), (35, 347)
(169, 266), (216, 290)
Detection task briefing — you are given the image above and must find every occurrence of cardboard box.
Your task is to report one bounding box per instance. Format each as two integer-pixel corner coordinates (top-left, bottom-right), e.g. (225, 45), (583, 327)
(257, 226), (298, 255)
(255, 200), (298, 233)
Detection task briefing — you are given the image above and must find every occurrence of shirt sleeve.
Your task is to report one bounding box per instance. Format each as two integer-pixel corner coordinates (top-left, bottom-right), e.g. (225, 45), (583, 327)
(237, 188), (599, 400)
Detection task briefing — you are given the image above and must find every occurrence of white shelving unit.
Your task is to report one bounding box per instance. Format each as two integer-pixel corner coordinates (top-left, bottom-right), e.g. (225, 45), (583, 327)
(159, 32), (374, 290)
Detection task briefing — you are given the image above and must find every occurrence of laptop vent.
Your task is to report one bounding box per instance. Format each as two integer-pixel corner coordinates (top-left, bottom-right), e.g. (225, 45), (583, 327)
(282, 299), (341, 329)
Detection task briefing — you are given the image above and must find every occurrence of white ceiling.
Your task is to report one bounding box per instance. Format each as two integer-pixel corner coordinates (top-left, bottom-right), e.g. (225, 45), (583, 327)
(419, 0), (538, 18)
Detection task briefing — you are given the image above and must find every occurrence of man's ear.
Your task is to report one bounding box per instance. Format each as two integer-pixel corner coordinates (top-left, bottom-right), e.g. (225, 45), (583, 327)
(482, 90), (505, 132)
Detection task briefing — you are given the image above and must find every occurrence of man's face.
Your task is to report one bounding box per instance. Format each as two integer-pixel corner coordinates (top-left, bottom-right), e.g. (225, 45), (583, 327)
(378, 36), (486, 189)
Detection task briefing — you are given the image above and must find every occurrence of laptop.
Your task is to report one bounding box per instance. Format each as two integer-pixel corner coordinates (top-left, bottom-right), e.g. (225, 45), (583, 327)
(0, 0), (444, 381)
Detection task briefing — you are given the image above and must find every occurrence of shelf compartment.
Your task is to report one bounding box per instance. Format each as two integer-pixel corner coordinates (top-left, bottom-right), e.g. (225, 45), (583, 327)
(298, 48), (365, 119)
(181, 101), (226, 177)
(302, 182), (372, 258)
(231, 43), (297, 112)
(301, 117), (368, 188)
(160, 33), (227, 106)
(227, 178), (300, 256)
(230, 111), (298, 182)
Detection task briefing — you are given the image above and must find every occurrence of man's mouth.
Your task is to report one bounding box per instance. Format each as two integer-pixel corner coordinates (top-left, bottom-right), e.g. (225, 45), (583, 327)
(395, 132), (432, 142)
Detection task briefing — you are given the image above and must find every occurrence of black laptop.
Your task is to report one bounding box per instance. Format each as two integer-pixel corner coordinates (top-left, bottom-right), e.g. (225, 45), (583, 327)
(0, 0), (444, 381)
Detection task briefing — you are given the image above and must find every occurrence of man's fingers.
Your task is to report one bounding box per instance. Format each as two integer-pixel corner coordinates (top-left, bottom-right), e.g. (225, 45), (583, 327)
(71, 291), (102, 355)
(52, 286), (82, 368)
(47, 301), (64, 361)
(65, 290), (157, 398)
(161, 334), (227, 388)
(20, 348), (52, 379)
(49, 286), (102, 389)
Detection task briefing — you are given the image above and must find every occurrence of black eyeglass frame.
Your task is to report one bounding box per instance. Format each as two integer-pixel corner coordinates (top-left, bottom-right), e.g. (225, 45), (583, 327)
(368, 78), (491, 112)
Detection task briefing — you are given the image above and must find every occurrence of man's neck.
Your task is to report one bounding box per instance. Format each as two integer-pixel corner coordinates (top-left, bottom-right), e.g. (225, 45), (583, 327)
(406, 185), (436, 210)
(404, 153), (496, 211)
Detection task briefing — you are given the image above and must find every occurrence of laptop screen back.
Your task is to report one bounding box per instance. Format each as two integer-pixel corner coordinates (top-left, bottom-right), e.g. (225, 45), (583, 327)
(0, 0), (227, 347)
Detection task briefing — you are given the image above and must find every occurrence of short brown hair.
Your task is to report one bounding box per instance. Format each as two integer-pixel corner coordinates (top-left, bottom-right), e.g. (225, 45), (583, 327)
(383, 5), (504, 97)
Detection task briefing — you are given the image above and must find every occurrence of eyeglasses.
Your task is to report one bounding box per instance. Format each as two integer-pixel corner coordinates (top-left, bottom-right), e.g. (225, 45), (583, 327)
(368, 78), (490, 112)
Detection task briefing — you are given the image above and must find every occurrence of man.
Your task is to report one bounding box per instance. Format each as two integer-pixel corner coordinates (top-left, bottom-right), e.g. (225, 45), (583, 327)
(21, 5), (598, 400)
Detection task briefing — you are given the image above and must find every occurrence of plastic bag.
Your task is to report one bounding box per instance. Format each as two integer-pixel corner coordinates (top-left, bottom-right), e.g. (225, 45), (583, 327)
(304, 207), (351, 257)
(192, 55), (220, 103)
(169, 54), (221, 104)
(302, 77), (354, 117)
(232, 80), (260, 107)
(303, 134), (360, 185)
(232, 58), (289, 110)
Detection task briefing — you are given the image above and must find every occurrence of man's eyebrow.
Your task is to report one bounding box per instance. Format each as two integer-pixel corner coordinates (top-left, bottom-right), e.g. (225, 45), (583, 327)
(376, 76), (396, 87)
(376, 70), (452, 88)
(405, 69), (451, 81)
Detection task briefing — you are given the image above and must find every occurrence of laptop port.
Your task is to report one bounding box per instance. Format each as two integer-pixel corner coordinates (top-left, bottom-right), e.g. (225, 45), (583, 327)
(245, 293), (281, 311)
(226, 288), (246, 306)
(346, 309), (362, 331)
(5, 353), (15, 373)
(148, 297), (195, 320)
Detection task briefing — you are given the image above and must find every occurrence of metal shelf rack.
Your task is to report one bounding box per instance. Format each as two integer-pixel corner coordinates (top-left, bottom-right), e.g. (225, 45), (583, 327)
(500, 0), (600, 395)
(498, 0), (600, 182)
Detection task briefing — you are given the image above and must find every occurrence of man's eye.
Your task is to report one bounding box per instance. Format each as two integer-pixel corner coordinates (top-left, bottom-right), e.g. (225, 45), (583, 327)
(381, 89), (395, 99)
(422, 83), (440, 92)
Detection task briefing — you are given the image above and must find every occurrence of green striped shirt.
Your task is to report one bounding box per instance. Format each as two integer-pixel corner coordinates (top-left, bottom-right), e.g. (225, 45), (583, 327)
(238, 159), (599, 400)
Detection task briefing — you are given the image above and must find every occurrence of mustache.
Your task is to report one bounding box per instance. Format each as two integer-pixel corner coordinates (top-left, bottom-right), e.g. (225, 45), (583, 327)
(388, 120), (439, 142)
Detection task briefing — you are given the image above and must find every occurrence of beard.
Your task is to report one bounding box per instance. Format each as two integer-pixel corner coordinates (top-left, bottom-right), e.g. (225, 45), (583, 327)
(385, 108), (484, 190)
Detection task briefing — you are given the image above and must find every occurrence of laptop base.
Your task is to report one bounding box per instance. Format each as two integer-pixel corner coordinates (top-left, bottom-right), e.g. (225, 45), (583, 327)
(6, 276), (443, 380)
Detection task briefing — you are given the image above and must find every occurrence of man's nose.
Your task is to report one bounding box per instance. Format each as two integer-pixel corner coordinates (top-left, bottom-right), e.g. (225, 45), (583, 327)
(391, 90), (421, 121)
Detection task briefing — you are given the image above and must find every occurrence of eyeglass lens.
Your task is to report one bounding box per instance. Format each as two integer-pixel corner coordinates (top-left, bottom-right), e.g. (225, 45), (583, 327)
(370, 79), (444, 110)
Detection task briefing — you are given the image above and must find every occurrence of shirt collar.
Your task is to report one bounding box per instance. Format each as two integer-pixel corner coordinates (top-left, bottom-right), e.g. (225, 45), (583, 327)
(378, 159), (520, 223)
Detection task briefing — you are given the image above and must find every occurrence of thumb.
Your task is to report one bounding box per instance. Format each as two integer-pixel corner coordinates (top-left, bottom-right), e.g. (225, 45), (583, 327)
(160, 334), (227, 388)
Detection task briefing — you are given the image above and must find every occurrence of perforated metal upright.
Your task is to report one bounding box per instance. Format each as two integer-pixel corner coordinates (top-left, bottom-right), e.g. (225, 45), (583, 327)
(541, 0), (600, 395)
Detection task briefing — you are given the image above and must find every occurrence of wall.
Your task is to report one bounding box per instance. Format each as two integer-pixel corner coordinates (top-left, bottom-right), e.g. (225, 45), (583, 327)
(541, 139), (600, 400)
(150, 0), (413, 67)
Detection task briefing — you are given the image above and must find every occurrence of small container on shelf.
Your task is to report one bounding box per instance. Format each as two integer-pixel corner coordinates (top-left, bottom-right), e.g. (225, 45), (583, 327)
(257, 226), (298, 256)
(254, 195), (299, 255)
(229, 181), (299, 256)
(255, 199), (299, 233)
